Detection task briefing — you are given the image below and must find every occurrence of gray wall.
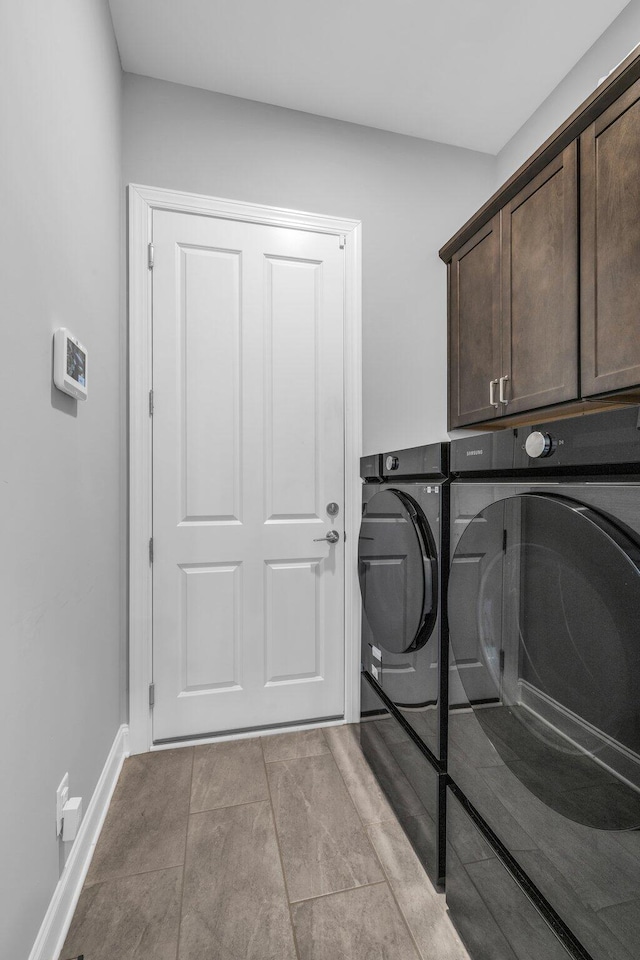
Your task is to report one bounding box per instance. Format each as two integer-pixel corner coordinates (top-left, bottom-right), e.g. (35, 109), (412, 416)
(496, 0), (640, 183)
(0, 2), (123, 957)
(122, 74), (496, 454)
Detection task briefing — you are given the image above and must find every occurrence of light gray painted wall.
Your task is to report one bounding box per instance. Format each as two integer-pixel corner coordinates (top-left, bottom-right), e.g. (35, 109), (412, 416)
(496, 0), (640, 183)
(122, 74), (496, 454)
(0, 2), (123, 957)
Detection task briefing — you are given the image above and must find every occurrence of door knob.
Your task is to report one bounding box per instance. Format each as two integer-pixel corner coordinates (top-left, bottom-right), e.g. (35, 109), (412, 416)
(314, 530), (340, 544)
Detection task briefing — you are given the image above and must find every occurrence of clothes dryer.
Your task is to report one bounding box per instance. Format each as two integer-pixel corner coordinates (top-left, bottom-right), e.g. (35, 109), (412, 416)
(358, 443), (449, 886)
(447, 407), (640, 960)
(359, 442), (449, 761)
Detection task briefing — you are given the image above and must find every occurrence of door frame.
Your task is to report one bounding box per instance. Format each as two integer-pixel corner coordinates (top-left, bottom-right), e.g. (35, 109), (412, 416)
(128, 183), (362, 755)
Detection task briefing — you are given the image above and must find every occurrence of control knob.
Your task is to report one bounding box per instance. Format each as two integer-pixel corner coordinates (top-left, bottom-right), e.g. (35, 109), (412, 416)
(525, 431), (553, 459)
(386, 456), (399, 471)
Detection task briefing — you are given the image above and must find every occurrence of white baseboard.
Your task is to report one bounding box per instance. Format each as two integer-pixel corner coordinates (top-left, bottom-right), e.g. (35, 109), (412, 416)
(28, 724), (130, 960)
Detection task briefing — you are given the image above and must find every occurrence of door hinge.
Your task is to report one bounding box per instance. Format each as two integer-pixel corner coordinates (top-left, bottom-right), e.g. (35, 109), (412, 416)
(148, 683), (155, 708)
(149, 389), (154, 416)
(499, 650), (505, 674)
(148, 242), (154, 269)
(502, 529), (507, 553)
(149, 537), (154, 563)
(339, 234), (346, 249)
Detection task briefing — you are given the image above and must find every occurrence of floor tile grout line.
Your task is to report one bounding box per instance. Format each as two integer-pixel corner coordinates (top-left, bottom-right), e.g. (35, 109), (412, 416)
(324, 725), (396, 848)
(264, 735), (399, 912)
(189, 793), (271, 816)
(262, 726), (331, 763)
(260, 737), (303, 960)
(175, 746), (196, 960)
(370, 821), (469, 960)
(289, 878), (388, 905)
(84, 861), (187, 887)
(84, 749), (195, 887)
(366, 821), (435, 960)
(326, 725), (425, 960)
(264, 748), (330, 763)
(323, 726), (395, 879)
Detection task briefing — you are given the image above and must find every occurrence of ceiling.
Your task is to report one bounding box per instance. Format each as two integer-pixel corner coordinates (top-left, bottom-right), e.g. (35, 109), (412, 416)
(109, 0), (630, 155)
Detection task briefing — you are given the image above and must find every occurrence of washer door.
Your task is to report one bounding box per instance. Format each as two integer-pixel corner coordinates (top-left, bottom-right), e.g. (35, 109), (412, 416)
(358, 488), (438, 655)
(448, 492), (640, 829)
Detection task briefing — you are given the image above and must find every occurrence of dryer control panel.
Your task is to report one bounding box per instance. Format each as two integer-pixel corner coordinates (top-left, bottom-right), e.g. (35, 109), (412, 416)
(515, 406), (640, 472)
(381, 442), (448, 481)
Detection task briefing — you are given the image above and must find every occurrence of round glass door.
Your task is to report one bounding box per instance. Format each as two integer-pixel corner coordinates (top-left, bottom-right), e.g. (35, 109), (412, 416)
(358, 489), (438, 655)
(448, 492), (640, 830)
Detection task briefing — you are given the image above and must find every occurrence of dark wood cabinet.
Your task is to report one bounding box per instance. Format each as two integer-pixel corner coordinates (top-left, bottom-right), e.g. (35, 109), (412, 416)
(581, 77), (640, 398)
(449, 215), (501, 429)
(448, 144), (578, 429)
(443, 46), (640, 430)
(501, 142), (578, 416)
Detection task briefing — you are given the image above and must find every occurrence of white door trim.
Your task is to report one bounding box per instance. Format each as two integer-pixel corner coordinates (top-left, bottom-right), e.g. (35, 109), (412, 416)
(128, 183), (362, 755)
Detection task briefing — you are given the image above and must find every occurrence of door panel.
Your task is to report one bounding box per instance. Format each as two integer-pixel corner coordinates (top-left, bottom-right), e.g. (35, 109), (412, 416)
(265, 257), (321, 521)
(581, 77), (640, 396)
(264, 560), (322, 684)
(152, 210), (345, 740)
(181, 247), (242, 523)
(502, 143), (578, 415)
(449, 215), (501, 428)
(181, 562), (241, 691)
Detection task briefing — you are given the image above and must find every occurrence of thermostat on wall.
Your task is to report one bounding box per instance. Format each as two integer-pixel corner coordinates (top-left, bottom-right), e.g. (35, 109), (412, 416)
(53, 328), (88, 400)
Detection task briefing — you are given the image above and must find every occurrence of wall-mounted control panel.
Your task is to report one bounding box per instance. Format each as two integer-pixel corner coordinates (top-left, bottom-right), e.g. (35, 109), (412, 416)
(53, 328), (88, 400)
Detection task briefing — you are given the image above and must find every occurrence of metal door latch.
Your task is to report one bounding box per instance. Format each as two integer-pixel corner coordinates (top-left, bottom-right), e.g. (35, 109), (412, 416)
(313, 530), (340, 543)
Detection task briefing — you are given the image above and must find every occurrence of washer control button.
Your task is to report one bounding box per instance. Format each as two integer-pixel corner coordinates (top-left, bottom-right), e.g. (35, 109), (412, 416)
(386, 456), (399, 471)
(525, 431), (553, 459)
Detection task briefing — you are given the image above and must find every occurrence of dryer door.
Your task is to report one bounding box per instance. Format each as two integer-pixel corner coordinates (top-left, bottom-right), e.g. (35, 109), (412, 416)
(358, 488), (438, 655)
(448, 491), (640, 830)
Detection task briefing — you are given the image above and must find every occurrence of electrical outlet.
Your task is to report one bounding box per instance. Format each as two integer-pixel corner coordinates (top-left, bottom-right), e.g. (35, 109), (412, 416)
(56, 773), (69, 837)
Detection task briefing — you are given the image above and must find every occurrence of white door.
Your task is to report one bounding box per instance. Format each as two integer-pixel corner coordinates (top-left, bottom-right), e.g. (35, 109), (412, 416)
(151, 210), (345, 741)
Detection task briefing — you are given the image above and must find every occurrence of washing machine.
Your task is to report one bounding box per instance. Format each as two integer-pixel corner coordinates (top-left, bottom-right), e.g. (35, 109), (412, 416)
(446, 407), (640, 960)
(358, 442), (449, 886)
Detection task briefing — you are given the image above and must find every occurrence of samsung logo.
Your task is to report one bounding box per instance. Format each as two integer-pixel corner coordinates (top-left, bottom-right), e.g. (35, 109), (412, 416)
(466, 449), (484, 456)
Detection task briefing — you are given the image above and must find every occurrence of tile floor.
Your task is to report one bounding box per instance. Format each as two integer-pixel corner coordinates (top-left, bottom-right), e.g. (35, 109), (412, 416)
(60, 724), (470, 960)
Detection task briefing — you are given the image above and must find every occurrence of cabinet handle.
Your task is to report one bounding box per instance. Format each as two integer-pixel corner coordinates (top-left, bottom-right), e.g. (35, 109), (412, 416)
(489, 379), (499, 407)
(499, 375), (509, 405)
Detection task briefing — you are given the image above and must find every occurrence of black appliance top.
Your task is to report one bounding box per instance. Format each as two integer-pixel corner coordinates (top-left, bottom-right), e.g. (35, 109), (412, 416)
(360, 453), (383, 481)
(449, 429), (515, 475)
(360, 442), (449, 482)
(451, 406), (640, 475)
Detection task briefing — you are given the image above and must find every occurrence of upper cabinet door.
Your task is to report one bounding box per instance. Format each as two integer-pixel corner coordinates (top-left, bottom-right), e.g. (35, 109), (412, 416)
(501, 143), (578, 416)
(581, 78), (640, 397)
(449, 214), (501, 429)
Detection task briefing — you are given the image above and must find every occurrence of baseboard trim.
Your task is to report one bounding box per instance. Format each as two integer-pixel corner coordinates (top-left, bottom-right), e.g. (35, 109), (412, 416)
(28, 724), (130, 960)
